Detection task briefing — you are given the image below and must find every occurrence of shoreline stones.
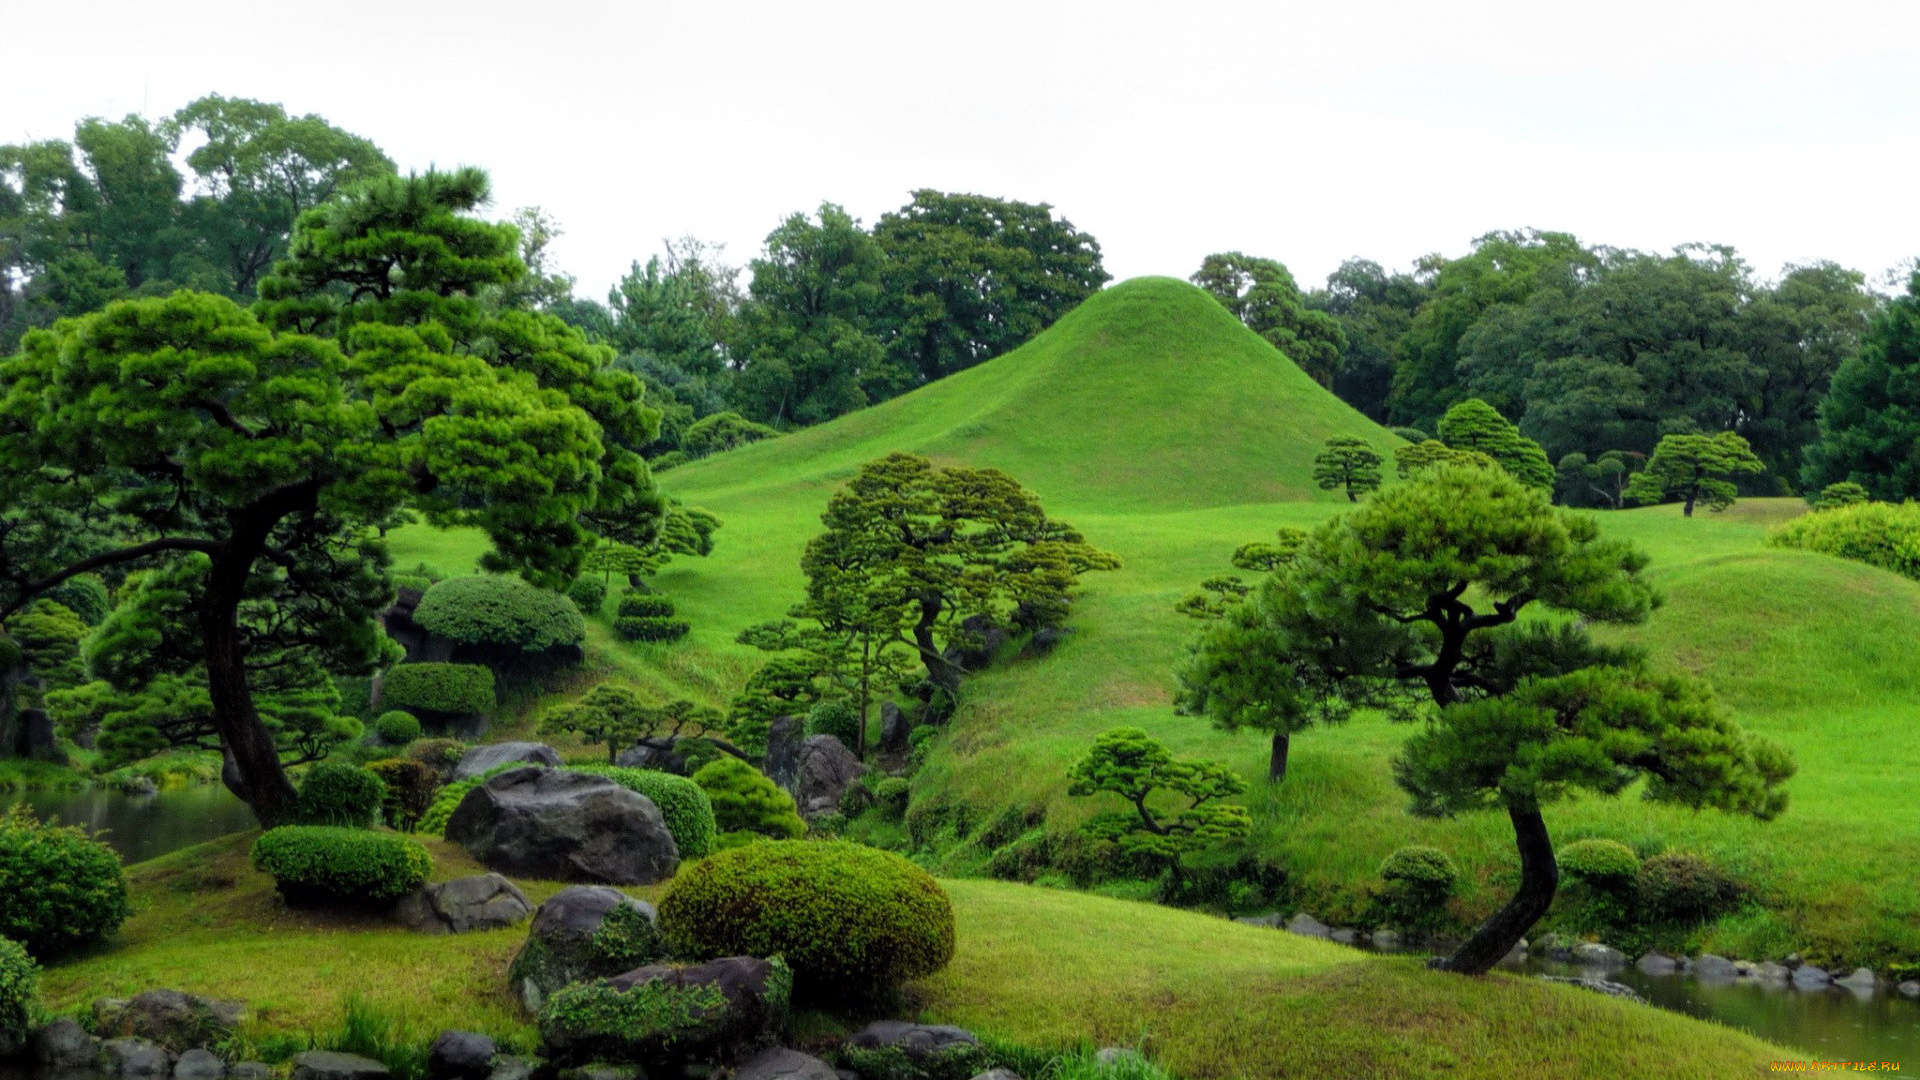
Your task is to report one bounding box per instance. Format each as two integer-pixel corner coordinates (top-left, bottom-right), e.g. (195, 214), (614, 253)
(292, 1051), (391, 1080)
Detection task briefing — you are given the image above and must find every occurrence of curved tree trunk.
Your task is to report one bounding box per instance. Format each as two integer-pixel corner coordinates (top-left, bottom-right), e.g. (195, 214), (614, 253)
(1434, 802), (1558, 975)
(200, 553), (299, 825)
(1268, 730), (1290, 782)
(913, 597), (963, 720)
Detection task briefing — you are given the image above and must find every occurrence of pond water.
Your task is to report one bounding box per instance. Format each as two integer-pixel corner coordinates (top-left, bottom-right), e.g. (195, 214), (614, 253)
(1, 784), (256, 863)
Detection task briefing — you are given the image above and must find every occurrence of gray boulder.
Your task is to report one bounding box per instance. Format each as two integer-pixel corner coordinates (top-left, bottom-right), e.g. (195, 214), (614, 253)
(507, 885), (665, 1014)
(94, 991), (244, 1051)
(556, 1068), (638, 1080)
(1791, 964), (1832, 990)
(1636, 952), (1681, 976)
(292, 1051), (391, 1080)
(1571, 942), (1626, 968)
(453, 742), (561, 781)
(541, 956), (789, 1067)
(102, 1038), (173, 1077)
(1028, 626), (1072, 657)
(1691, 954), (1739, 983)
(1371, 929), (1403, 951)
(396, 874), (532, 934)
(1836, 967), (1879, 994)
(486, 1059), (533, 1080)
(1234, 912), (1284, 928)
(1330, 928), (1364, 946)
(1896, 980), (1920, 999)
(846, 1022), (981, 1067)
(793, 734), (864, 818)
(427, 1032), (497, 1080)
(879, 702), (910, 753)
(33, 1019), (101, 1070)
(733, 1047), (839, 1080)
(21, 708), (67, 765)
(764, 716), (806, 791)
(175, 1049), (226, 1080)
(614, 737), (686, 774)
(971, 1072), (1022, 1080)
(445, 767), (679, 885)
(1756, 961), (1791, 983)
(1285, 913), (1331, 939)
(945, 614), (1010, 671)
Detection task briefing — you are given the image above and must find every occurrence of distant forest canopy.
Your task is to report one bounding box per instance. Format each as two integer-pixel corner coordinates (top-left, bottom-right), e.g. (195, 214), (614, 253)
(4, 96), (1910, 491)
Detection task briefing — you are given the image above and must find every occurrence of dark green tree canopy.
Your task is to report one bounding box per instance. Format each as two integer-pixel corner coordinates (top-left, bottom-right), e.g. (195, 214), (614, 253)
(1625, 432), (1765, 516)
(1435, 398), (1554, 491)
(1192, 252), (1346, 386)
(1312, 436), (1384, 501)
(1801, 272), (1920, 500)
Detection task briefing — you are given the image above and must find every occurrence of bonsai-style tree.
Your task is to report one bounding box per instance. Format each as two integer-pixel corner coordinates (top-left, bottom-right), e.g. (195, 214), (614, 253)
(1066, 727), (1250, 885)
(1434, 398), (1554, 491)
(0, 168), (664, 823)
(1180, 463), (1792, 972)
(1312, 436), (1384, 501)
(539, 683), (720, 764)
(1394, 439), (1493, 479)
(725, 655), (829, 755)
(1555, 450), (1645, 509)
(1174, 528), (1306, 624)
(1625, 432), (1765, 516)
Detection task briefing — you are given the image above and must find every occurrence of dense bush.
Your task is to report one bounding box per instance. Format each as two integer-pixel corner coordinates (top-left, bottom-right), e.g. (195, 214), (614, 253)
(566, 576), (608, 616)
(1559, 839), (1642, 887)
(872, 776), (911, 817)
(292, 762), (388, 829)
(415, 778), (480, 837)
(1637, 851), (1746, 923)
(250, 826), (432, 906)
(374, 710), (422, 745)
(45, 575), (110, 626)
(692, 758), (806, 846)
(617, 594), (676, 619)
(682, 411), (780, 458)
(611, 593), (689, 643)
(8, 600), (88, 689)
(1376, 846), (1457, 933)
(0, 805), (129, 958)
(0, 936), (32, 1055)
(1769, 500), (1920, 581)
(568, 765), (717, 859)
(806, 699), (862, 749)
(659, 840), (955, 994)
(381, 663), (496, 717)
(405, 737), (467, 778)
(413, 575), (586, 653)
(1811, 481), (1870, 510)
(365, 758), (439, 831)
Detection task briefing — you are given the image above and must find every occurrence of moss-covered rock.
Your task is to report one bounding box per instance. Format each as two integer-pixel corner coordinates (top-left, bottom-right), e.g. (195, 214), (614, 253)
(508, 885), (669, 1014)
(537, 955), (790, 1068)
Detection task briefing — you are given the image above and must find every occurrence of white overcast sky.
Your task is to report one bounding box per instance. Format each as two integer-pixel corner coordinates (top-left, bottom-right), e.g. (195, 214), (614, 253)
(4, 0), (1918, 298)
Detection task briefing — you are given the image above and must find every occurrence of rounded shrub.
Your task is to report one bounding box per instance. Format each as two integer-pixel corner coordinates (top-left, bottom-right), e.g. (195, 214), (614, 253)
(0, 805), (129, 959)
(374, 710), (423, 745)
(0, 936), (33, 1055)
(566, 576), (608, 616)
(872, 776), (911, 817)
(291, 762), (388, 829)
(659, 839), (955, 994)
(806, 699), (861, 748)
(1377, 845), (1457, 933)
(45, 575), (110, 626)
(365, 758), (439, 831)
(1559, 839), (1642, 888)
(1637, 851), (1746, 923)
(250, 826), (432, 907)
(567, 765), (717, 858)
(1769, 500), (1920, 581)
(617, 594), (677, 619)
(413, 575), (587, 653)
(405, 737), (467, 778)
(1812, 481), (1870, 510)
(612, 616), (690, 643)
(381, 663), (496, 718)
(692, 757), (806, 845)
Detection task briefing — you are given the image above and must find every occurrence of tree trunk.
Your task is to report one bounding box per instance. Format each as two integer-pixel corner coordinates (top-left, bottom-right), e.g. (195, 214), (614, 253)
(200, 552), (298, 826)
(1268, 730), (1290, 782)
(1434, 802), (1559, 975)
(1683, 490), (1697, 517)
(913, 597), (962, 720)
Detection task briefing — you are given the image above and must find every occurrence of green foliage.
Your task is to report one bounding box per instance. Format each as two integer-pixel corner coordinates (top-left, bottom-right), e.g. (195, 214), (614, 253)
(43, 575), (109, 625)
(567, 765), (717, 858)
(364, 758), (439, 832)
(539, 683), (719, 763)
(6, 600), (88, 689)
(411, 576), (586, 653)
(1311, 436), (1384, 501)
(1625, 432), (1766, 515)
(1192, 252), (1346, 386)
(611, 592), (690, 643)
(1376, 846), (1457, 933)
(414, 778), (480, 838)
(659, 840), (954, 992)
(1770, 499), (1920, 581)
(806, 699), (862, 748)
(316, 994), (432, 1080)
(1803, 271), (1920, 499)
(374, 711), (422, 745)
(1435, 398), (1554, 491)
(837, 1043), (993, 1080)
(0, 805), (129, 959)
(1066, 727), (1250, 878)
(617, 594), (677, 618)
(292, 762), (388, 829)
(404, 737), (466, 776)
(873, 776), (912, 816)
(536, 956), (789, 1066)
(565, 576), (608, 616)
(682, 411), (780, 458)
(691, 757), (806, 843)
(1556, 450), (1646, 509)
(249, 826), (432, 906)
(1811, 481), (1869, 510)
(1393, 439), (1496, 479)
(380, 664), (496, 718)
(1558, 839), (1642, 887)
(0, 935), (32, 1053)
(1636, 851), (1746, 924)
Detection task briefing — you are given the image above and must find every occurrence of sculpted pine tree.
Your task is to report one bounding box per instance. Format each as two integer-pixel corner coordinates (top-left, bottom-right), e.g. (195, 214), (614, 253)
(1180, 464), (1791, 972)
(1312, 437), (1384, 501)
(539, 684), (720, 764)
(0, 168), (664, 823)
(1067, 727), (1250, 884)
(1435, 398), (1554, 491)
(1625, 432), (1765, 516)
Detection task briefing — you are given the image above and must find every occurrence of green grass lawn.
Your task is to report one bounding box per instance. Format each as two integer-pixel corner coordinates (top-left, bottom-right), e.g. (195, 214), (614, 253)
(40, 837), (1789, 1079)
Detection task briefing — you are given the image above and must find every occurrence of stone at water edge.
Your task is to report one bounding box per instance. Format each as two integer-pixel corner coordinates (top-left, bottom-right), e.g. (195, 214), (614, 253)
(452, 742), (561, 781)
(1756, 962), (1791, 983)
(291, 1051), (392, 1080)
(229, 1064), (272, 1080)
(971, 1072), (1025, 1080)
(94, 990), (245, 1051)
(1836, 968), (1879, 993)
(1896, 980), (1920, 999)
(1691, 955), (1739, 983)
(1571, 942), (1626, 968)
(1284, 913), (1331, 939)
(1538, 976), (1646, 1004)
(486, 1058), (534, 1080)
(1371, 929), (1402, 950)
(445, 767), (679, 885)
(1791, 965), (1833, 990)
(33, 1019), (102, 1071)
(102, 1037), (174, 1078)
(174, 1048), (226, 1080)
(397, 874), (532, 935)
(732, 1047), (840, 1080)
(540, 956), (790, 1067)
(846, 1021), (981, 1062)
(1636, 952), (1681, 976)
(427, 1031), (497, 1080)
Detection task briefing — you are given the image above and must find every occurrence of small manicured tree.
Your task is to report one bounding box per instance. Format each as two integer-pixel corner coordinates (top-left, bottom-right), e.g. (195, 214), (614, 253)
(611, 593), (690, 643)
(250, 826), (432, 907)
(1811, 481), (1869, 510)
(1625, 432), (1765, 516)
(1435, 398), (1554, 491)
(539, 683), (721, 764)
(1377, 846), (1457, 934)
(692, 758), (806, 846)
(1313, 436), (1384, 501)
(0, 805), (130, 959)
(1556, 450), (1645, 509)
(380, 663), (496, 722)
(0, 936), (32, 1057)
(373, 710), (422, 745)
(1066, 727), (1250, 885)
(291, 762), (387, 828)
(411, 575), (586, 664)
(726, 656), (827, 755)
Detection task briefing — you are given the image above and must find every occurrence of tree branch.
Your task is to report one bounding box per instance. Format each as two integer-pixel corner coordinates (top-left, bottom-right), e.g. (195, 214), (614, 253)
(3, 537), (221, 620)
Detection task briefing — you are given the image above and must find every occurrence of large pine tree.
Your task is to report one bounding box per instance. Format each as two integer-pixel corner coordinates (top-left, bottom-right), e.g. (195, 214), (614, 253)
(1802, 272), (1920, 499)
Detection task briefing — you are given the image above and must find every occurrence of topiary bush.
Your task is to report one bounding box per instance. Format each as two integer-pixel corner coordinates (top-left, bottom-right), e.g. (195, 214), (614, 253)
(1637, 851), (1746, 924)
(0, 805), (129, 959)
(612, 594), (689, 643)
(0, 935), (32, 1057)
(659, 840), (955, 995)
(568, 765), (717, 859)
(365, 758), (439, 832)
(1376, 845), (1457, 934)
(691, 758), (805, 847)
(381, 663), (496, 719)
(1811, 481), (1870, 510)
(291, 762), (388, 829)
(413, 575), (587, 654)
(872, 776), (911, 817)
(374, 710), (423, 745)
(1559, 839), (1642, 888)
(566, 576), (608, 616)
(806, 699), (862, 749)
(250, 826), (432, 907)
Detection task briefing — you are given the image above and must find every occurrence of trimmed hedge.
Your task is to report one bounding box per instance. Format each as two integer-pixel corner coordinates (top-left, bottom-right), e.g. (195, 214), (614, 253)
(291, 762), (388, 829)
(617, 595), (677, 619)
(0, 936), (32, 1055)
(691, 758), (805, 846)
(382, 663), (496, 717)
(568, 765), (717, 859)
(567, 576), (608, 616)
(250, 826), (432, 906)
(0, 805), (129, 959)
(1769, 500), (1920, 581)
(612, 616), (690, 643)
(1377, 845), (1456, 933)
(1559, 839), (1641, 886)
(413, 575), (586, 652)
(374, 710), (423, 745)
(659, 840), (955, 994)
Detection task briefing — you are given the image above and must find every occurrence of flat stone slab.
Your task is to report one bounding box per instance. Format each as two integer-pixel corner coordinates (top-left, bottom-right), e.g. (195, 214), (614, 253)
(293, 1051), (392, 1080)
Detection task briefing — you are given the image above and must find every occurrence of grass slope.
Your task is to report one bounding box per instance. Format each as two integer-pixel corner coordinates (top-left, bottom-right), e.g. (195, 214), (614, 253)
(41, 838), (1788, 1078)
